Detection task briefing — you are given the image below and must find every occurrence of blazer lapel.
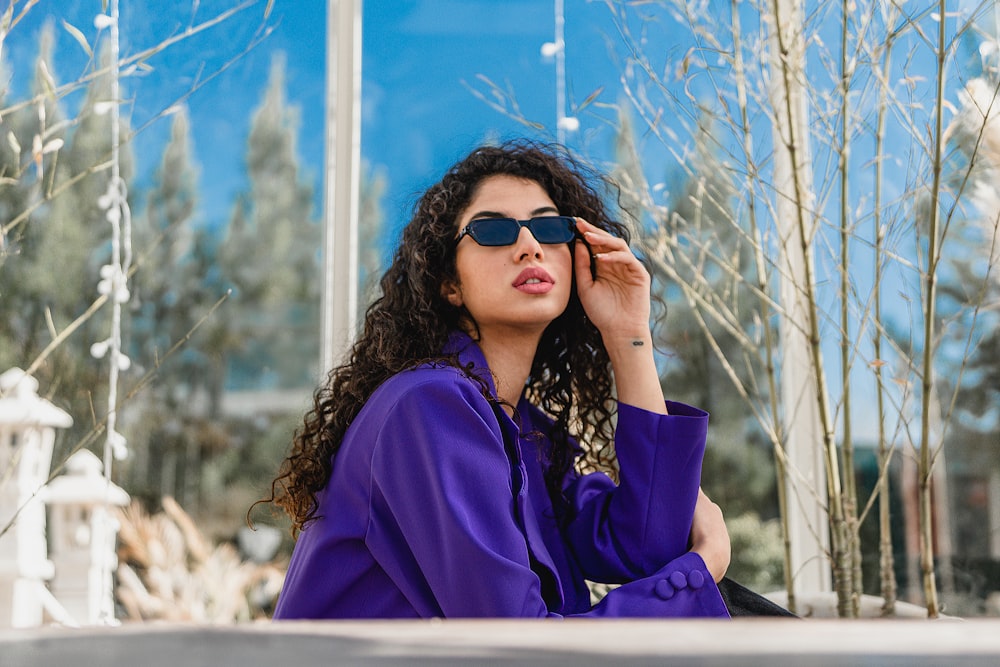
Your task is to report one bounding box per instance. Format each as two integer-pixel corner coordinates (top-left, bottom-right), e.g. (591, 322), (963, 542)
(492, 403), (565, 612)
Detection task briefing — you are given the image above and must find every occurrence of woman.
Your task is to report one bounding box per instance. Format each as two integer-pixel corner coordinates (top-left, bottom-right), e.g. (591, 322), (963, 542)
(268, 140), (731, 618)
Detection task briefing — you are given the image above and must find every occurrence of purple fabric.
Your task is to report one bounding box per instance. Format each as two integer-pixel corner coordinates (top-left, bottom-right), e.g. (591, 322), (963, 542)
(273, 332), (729, 619)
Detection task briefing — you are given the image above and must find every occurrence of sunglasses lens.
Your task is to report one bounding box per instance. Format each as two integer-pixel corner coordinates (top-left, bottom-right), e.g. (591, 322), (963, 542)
(529, 216), (575, 243)
(463, 216), (576, 246)
(469, 219), (519, 246)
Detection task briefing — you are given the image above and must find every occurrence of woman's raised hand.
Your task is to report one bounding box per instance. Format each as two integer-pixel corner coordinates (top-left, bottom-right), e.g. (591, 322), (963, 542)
(573, 218), (651, 343)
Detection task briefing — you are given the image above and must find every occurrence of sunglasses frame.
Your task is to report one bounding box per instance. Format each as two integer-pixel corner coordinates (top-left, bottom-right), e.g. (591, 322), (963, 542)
(455, 215), (577, 247)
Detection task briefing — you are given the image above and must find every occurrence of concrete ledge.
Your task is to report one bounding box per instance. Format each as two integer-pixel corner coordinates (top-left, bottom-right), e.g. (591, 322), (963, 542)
(3, 618), (999, 666)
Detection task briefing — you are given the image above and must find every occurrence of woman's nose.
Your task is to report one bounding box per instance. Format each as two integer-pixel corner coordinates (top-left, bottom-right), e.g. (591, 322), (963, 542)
(513, 225), (543, 260)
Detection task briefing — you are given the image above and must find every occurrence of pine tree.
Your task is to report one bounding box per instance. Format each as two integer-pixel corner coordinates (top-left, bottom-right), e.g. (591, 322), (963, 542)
(52, 43), (135, 454)
(357, 162), (388, 316)
(0, 29), (134, 460)
(219, 53), (320, 391)
(131, 108), (197, 368)
(0, 21), (74, 368)
(124, 107), (210, 505)
(935, 73), (1000, 572)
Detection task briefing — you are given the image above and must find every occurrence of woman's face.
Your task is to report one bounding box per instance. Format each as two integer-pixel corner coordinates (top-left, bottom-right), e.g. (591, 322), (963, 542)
(443, 174), (573, 339)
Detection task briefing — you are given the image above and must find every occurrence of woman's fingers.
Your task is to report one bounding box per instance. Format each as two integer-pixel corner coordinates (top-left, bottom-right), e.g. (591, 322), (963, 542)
(572, 217), (653, 339)
(574, 219), (643, 280)
(573, 233), (596, 284)
(575, 218), (629, 253)
(592, 248), (638, 267)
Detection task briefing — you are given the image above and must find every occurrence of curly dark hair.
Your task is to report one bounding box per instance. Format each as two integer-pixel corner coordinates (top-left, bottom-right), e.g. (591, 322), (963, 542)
(268, 139), (630, 535)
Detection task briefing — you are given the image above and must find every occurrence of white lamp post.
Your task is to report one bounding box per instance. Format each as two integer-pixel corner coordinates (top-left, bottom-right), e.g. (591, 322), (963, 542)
(46, 449), (129, 625)
(0, 368), (72, 628)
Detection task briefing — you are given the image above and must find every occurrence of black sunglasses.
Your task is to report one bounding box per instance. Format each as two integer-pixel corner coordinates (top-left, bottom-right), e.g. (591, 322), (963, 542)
(455, 215), (577, 247)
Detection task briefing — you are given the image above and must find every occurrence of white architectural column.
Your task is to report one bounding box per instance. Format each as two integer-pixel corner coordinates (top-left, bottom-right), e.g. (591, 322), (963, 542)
(766, 0), (832, 596)
(321, 0), (363, 374)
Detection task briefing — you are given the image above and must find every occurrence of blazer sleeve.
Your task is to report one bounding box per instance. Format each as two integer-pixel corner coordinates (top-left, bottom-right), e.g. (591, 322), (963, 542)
(365, 376), (726, 618)
(562, 401), (709, 580)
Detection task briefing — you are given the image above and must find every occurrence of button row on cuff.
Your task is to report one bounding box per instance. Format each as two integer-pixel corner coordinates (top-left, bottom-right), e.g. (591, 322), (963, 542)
(654, 568), (706, 600)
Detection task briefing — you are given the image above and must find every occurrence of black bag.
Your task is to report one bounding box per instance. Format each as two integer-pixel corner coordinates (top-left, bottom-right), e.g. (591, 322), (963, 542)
(717, 577), (797, 617)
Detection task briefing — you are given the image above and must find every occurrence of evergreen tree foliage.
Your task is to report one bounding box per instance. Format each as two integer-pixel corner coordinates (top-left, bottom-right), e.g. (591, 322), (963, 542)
(131, 108), (198, 372)
(1, 22), (74, 366)
(0, 31), (135, 458)
(938, 74), (1000, 441)
(123, 107), (219, 507)
(0, 24), (380, 537)
(358, 162), (388, 315)
(219, 53), (320, 391)
(935, 73), (1000, 575)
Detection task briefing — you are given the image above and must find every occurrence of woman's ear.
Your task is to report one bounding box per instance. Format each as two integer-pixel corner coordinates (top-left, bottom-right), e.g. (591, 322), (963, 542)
(441, 280), (463, 307)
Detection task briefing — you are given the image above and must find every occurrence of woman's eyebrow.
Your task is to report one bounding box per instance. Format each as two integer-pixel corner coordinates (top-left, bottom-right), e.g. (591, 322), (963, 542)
(531, 206), (560, 216)
(469, 210), (507, 220)
(469, 206), (561, 220)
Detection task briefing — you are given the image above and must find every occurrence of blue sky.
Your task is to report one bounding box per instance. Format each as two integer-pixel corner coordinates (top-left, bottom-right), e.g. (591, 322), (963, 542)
(8, 0), (326, 223)
(8, 1), (639, 235)
(361, 1), (632, 223)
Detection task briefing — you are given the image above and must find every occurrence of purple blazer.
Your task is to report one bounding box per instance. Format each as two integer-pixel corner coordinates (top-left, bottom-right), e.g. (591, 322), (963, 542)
(273, 332), (729, 619)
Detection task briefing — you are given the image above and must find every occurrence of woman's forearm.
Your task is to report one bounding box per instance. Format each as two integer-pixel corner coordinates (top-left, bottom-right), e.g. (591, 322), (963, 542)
(605, 330), (668, 415)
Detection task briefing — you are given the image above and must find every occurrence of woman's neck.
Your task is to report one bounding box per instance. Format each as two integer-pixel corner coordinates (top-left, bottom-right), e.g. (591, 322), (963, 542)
(474, 328), (541, 411)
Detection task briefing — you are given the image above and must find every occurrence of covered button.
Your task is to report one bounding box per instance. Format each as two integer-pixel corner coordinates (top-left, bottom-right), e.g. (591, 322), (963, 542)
(654, 579), (675, 600)
(688, 569), (705, 589)
(669, 571), (688, 589)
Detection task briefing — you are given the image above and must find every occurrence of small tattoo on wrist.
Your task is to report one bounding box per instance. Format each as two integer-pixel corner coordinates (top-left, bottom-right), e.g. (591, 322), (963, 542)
(631, 340), (644, 347)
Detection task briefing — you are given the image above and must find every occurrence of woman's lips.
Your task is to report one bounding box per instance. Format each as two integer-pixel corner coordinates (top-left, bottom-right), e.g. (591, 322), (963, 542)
(513, 267), (555, 294)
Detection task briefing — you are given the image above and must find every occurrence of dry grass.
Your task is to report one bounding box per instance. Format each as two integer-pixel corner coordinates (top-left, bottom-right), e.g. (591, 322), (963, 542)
(115, 496), (284, 623)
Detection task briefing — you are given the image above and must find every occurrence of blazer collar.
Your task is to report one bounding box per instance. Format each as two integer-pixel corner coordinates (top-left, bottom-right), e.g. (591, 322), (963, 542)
(442, 330), (498, 399)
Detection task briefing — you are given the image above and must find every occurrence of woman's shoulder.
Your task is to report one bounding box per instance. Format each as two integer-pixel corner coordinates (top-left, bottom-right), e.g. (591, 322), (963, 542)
(344, 363), (501, 461)
(366, 361), (493, 413)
